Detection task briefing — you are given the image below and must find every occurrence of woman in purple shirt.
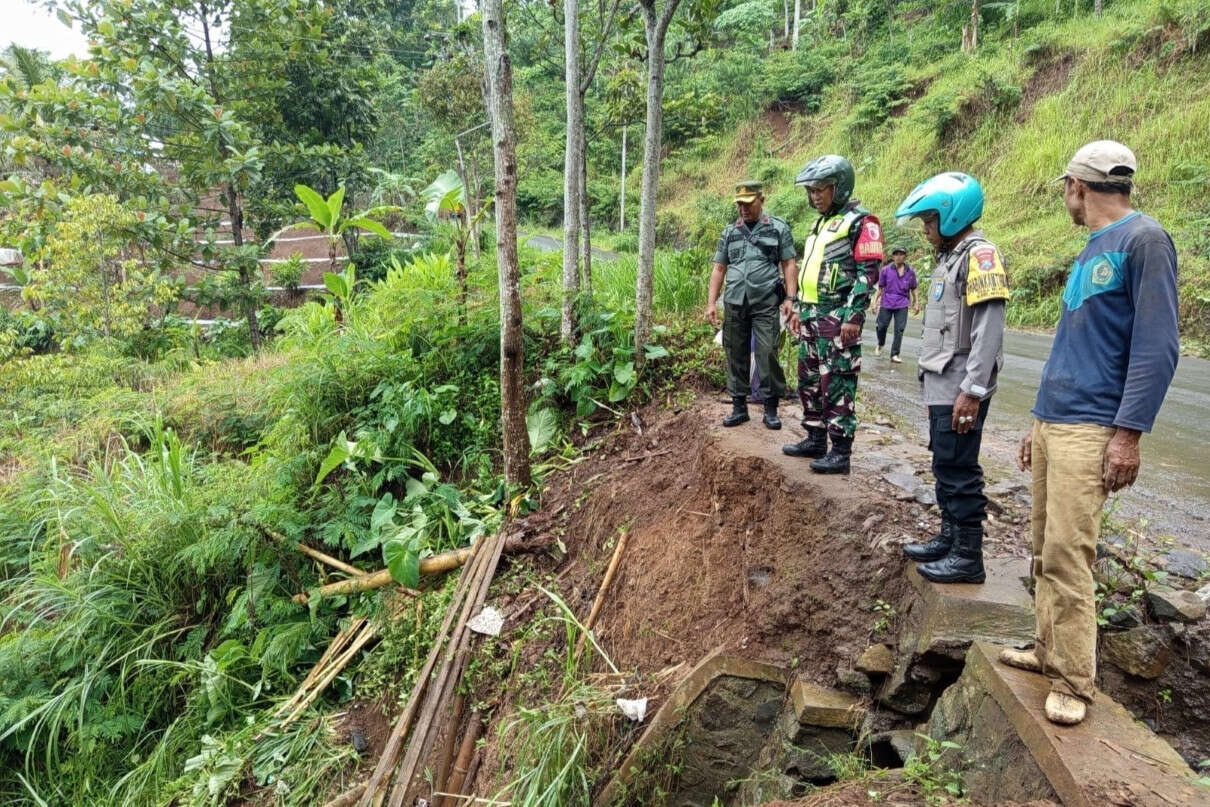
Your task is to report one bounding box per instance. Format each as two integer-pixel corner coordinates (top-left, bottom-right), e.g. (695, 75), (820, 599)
(872, 246), (919, 362)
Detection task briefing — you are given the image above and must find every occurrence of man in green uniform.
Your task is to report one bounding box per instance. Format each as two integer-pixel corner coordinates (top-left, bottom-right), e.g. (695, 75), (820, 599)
(782, 156), (883, 474)
(706, 181), (799, 429)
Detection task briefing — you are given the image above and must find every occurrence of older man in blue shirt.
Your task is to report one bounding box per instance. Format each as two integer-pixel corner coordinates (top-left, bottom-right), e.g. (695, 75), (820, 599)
(1001, 141), (1180, 727)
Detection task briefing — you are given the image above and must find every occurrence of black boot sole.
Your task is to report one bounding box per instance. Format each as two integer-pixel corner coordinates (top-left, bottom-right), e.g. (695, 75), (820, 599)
(763, 416), (781, 430)
(722, 414), (750, 427)
(917, 566), (986, 584)
(782, 447), (826, 458)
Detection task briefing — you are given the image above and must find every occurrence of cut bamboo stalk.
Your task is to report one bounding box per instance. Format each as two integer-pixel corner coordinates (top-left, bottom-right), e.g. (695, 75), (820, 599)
(385, 536), (498, 807)
(295, 538), (530, 604)
(358, 540), (488, 807)
(259, 524), (368, 578)
(282, 620), (378, 724)
(322, 783), (367, 807)
(276, 616), (367, 718)
(435, 693), (467, 803)
(442, 710), (483, 805)
(575, 527), (630, 656)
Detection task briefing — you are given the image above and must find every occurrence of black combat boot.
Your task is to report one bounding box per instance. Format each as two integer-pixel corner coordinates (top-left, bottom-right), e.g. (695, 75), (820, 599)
(916, 525), (986, 584)
(810, 435), (852, 475)
(722, 396), (749, 427)
(782, 427), (827, 457)
(763, 400), (781, 430)
(903, 517), (955, 562)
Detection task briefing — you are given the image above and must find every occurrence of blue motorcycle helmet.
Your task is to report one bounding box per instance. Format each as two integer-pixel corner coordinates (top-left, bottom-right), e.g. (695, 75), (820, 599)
(894, 172), (984, 238)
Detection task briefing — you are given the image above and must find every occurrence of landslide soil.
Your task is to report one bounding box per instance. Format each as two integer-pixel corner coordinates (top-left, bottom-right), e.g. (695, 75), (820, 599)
(529, 399), (918, 680)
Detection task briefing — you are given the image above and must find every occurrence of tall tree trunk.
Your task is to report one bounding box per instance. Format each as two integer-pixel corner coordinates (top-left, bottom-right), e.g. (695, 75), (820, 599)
(783, 0), (789, 38)
(225, 185), (262, 347)
(635, 0), (680, 368)
(619, 125), (627, 231)
(1094, 0), (1102, 14)
(580, 143), (592, 300)
(481, 0), (532, 489)
(792, 0), (802, 49)
(561, 0), (584, 343)
(962, 0), (979, 52)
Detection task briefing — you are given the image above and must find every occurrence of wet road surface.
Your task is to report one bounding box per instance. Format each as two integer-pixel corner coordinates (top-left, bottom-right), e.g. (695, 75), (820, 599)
(859, 317), (1210, 547)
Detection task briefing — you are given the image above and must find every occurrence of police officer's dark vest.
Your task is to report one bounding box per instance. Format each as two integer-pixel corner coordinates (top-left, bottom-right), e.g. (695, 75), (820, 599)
(919, 232), (1008, 374)
(798, 206), (867, 303)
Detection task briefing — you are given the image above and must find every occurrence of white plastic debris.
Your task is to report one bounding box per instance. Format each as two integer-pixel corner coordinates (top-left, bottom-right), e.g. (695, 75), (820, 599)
(616, 697), (648, 722)
(467, 606), (504, 636)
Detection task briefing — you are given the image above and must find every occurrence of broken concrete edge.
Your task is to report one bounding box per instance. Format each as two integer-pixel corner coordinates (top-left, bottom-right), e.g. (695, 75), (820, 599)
(905, 560), (1035, 658)
(789, 679), (867, 730)
(960, 641), (1208, 807)
(592, 647), (789, 807)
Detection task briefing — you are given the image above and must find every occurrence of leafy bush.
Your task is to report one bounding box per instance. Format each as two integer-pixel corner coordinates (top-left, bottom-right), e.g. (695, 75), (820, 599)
(845, 65), (914, 132)
(761, 48), (836, 111)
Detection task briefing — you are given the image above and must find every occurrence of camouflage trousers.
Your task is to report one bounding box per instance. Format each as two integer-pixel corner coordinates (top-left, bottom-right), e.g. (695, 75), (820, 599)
(796, 308), (862, 439)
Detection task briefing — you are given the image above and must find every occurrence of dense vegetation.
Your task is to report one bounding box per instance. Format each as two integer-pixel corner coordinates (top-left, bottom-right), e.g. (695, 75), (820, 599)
(0, 0), (1208, 803)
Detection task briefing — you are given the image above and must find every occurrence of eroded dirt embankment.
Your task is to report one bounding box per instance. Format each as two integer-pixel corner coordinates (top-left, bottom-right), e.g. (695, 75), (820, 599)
(457, 395), (1209, 803)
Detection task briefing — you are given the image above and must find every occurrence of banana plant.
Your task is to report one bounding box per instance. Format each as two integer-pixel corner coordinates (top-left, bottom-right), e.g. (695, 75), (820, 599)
(272, 184), (397, 274)
(421, 170), (491, 323)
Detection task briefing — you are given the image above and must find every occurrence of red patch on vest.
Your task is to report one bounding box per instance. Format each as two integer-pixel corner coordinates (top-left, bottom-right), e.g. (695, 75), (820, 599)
(854, 216), (884, 260)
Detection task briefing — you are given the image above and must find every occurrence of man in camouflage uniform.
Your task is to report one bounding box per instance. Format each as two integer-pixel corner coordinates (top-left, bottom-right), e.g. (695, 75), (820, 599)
(706, 181), (798, 429)
(782, 156), (883, 474)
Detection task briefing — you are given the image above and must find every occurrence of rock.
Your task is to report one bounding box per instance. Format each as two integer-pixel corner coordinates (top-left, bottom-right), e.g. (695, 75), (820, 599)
(877, 660), (936, 716)
(1106, 604), (1143, 628)
(855, 643), (895, 675)
(914, 487), (937, 506)
(883, 471), (921, 495)
(1159, 548), (1209, 580)
(1147, 588), (1207, 623)
(986, 479), (1026, 497)
(789, 678), (865, 729)
(1195, 583), (1210, 605)
(1101, 625), (1173, 679)
(835, 667), (872, 694)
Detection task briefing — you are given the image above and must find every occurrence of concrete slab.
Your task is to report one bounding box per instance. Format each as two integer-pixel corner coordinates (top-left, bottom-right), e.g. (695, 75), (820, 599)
(945, 642), (1209, 807)
(594, 649), (788, 807)
(789, 678), (866, 729)
(905, 557), (1035, 660)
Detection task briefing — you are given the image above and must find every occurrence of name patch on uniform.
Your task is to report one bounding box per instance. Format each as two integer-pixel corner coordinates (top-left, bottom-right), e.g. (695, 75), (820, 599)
(932, 279), (945, 300)
(854, 216), (884, 261)
(965, 247), (1009, 305)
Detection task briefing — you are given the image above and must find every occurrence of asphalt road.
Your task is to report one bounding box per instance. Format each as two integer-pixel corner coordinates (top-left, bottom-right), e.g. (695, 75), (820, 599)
(859, 316), (1210, 546)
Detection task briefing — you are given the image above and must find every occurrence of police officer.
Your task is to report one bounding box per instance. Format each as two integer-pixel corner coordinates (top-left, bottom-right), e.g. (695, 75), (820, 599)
(895, 173), (1008, 584)
(706, 181), (799, 429)
(782, 156), (883, 474)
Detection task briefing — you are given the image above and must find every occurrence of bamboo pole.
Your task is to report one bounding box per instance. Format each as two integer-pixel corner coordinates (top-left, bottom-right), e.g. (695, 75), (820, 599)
(385, 534), (500, 807)
(259, 524), (369, 578)
(442, 711), (483, 805)
(358, 541), (488, 807)
(276, 617), (367, 719)
(282, 620), (378, 724)
(294, 538), (531, 604)
(574, 528), (630, 656)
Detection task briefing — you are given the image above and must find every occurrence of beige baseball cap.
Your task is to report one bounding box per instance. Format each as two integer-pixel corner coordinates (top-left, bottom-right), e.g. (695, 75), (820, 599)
(1055, 140), (1137, 185)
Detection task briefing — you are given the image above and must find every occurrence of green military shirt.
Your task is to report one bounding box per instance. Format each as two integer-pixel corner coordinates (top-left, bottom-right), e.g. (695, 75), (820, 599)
(712, 213), (797, 306)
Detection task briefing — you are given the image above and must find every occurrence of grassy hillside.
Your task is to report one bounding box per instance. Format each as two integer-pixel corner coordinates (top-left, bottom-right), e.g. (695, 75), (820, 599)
(655, 0), (1210, 351)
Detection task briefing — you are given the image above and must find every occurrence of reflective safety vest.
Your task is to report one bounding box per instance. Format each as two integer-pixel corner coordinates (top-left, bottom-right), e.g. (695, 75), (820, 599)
(798, 208), (865, 304)
(918, 232), (1009, 376)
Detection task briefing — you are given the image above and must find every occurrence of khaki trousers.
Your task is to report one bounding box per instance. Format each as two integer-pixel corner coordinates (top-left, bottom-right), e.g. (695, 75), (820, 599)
(1030, 419), (1114, 703)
